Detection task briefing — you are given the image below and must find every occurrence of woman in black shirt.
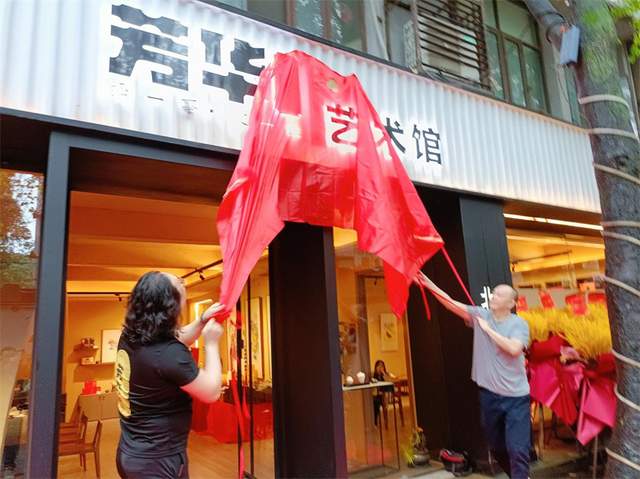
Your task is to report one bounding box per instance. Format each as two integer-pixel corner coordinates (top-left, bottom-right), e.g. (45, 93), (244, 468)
(372, 360), (395, 428)
(115, 271), (225, 478)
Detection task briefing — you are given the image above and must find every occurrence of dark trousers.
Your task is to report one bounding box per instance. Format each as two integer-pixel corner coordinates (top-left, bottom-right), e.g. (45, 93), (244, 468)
(479, 388), (531, 479)
(116, 448), (189, 479)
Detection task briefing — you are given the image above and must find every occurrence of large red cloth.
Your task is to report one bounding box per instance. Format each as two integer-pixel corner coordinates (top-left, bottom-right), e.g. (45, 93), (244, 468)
(217, 51), (443, 317)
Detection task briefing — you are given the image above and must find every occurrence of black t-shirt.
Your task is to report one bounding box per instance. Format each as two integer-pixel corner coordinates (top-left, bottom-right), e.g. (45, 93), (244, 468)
(115, 336), (199, 458)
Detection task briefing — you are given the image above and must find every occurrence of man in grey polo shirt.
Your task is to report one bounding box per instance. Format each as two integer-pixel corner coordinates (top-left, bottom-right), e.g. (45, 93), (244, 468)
(420, 275), (530, 479)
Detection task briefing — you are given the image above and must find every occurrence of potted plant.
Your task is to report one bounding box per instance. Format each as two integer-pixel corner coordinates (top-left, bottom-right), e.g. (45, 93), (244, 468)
(403, 427), (430, 467)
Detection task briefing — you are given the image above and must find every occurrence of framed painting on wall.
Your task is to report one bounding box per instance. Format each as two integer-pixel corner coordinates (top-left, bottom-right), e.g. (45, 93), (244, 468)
(380, 314), (398, 352)
(249, 297), (264, 379)
(101, 329), (121, 364)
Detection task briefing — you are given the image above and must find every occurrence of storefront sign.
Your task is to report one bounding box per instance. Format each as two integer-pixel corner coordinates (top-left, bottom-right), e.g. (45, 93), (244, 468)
(0, 0), (599, 212)
(108, 3), (443, 166)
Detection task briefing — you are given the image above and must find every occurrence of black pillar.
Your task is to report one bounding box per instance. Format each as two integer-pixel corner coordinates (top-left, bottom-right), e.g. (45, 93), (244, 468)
(407, 189), (511, 471)
(269, 222), (347, 478)
(27, 132), (70, 478)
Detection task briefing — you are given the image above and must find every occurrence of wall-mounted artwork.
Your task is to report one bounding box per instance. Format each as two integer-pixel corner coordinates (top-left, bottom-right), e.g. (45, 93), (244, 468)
(249, 297), (264, 379)
(380, 314), (398, 352)
(101, 329), (121, 364)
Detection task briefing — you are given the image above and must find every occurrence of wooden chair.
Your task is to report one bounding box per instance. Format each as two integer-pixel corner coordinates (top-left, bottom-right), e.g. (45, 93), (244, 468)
(60, 400), (82, 432)
(59, 418), (102, 478)
(59, 409), (88, 445)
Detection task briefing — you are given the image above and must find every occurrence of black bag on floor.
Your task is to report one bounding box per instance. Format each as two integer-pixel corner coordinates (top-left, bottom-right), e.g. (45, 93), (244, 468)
(439, 449), (472, 477)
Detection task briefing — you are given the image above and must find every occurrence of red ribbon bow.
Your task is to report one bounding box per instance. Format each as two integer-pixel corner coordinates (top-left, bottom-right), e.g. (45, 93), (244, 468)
(528, 335), (584, 425)
(576, 353), (617, 445)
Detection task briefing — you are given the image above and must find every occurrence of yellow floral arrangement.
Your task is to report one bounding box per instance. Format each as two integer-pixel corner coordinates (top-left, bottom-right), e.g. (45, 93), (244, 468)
(520, 304), (612, 360)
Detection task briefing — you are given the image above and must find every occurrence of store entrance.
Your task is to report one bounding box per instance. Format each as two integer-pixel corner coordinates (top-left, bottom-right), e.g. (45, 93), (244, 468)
(55, 151), (274, 478)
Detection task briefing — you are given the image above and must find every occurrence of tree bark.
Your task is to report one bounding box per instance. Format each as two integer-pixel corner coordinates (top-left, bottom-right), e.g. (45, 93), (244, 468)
(523, 1), (640, 477)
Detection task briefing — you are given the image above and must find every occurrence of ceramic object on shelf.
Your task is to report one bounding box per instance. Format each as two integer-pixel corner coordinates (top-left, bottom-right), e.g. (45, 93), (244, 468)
(345, 376), (354, 386)
(356, 371), (366, 384)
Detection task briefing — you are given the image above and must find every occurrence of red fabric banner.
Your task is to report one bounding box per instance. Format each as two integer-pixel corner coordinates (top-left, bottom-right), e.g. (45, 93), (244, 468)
(216, 50), (443, 317)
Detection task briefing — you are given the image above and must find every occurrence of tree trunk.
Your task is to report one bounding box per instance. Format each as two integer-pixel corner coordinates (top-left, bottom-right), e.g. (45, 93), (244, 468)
(523, 1), (640, 477)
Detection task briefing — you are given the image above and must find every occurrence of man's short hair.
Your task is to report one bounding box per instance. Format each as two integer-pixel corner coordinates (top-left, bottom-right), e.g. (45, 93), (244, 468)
(496, 284), (518, 302)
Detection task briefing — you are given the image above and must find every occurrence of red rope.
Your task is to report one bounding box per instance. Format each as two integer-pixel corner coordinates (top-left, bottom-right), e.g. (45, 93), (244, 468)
(229, 311), (246, 479)
(417, 281), (431, 320)
(230, 375), (245, 479)
(440, 247), (475, 305)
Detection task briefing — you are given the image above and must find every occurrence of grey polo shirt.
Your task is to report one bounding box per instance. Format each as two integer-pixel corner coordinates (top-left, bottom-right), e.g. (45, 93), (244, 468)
(467, 306), (530, 397)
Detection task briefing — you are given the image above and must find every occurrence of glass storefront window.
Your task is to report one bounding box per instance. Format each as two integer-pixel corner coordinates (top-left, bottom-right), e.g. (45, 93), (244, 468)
(57, 190), (273, 478)
(505, 40), (526, 107)
(507, 228), (606, 311)
(1, 169), (43, 478)
(507, 226), (608, 451)
(334, 228), (413, 476)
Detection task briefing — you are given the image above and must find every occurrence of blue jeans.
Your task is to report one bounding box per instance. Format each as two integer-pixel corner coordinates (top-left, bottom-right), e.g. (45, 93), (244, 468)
(479, 388), (530, 479)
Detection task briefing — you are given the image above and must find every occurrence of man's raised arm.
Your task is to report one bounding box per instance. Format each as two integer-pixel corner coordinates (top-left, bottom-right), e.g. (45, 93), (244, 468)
(416, 273), (473, 325)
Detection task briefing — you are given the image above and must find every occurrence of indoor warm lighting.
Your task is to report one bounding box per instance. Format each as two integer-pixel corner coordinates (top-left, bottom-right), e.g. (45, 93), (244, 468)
(506, 234), (605, 249)
(503, 213), (602, 231)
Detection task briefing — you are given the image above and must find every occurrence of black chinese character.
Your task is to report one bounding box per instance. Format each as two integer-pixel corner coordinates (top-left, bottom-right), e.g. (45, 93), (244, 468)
(412, 125), (442, 164)
(110, 5), (188, 90)
(203, 71), (258, 103)
(231, 39), (264, 76)
(326, 104), (356, 144)
(424, 128), (442, 164)
(202, 30), (222, 65)
(201, 32), (263, 103)
(111, 4), (187, 37)
(385, 117), (406, 154)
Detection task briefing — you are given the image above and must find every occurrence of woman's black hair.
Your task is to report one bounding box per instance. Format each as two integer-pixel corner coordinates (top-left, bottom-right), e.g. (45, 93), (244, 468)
(373, 360), (387, 379)
(122, 271), (182, 346)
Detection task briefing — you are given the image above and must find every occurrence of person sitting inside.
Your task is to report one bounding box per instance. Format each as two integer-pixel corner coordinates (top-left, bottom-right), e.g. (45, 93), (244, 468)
(372, 359), (395, 428)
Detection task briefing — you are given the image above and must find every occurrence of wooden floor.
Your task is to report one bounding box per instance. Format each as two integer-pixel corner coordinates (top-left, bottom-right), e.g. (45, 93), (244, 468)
(57, 399), (412, 479)
(57, 419), (275, 479)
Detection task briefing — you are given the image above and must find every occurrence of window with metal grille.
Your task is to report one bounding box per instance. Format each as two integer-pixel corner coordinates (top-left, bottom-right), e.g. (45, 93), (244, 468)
(410, 0), (490, 89)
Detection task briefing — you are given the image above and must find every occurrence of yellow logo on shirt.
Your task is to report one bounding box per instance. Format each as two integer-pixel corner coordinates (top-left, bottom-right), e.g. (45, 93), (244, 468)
(115, 349), (131, 417)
